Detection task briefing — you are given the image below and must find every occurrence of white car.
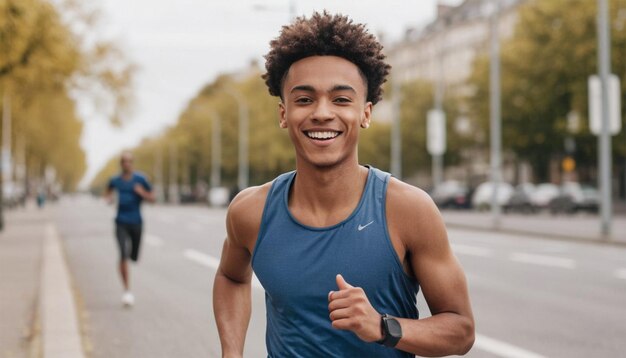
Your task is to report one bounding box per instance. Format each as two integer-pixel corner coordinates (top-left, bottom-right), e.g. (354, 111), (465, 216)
(529, 183), (560, 210)
(471, 181), (514, 210)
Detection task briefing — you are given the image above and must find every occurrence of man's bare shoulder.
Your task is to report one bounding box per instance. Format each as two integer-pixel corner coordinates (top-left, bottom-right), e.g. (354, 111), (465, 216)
(387, 177), (438, 216)
(386, 177), (447, 250)
(228, 183), (273, 224)
(226, 182), (273, 248)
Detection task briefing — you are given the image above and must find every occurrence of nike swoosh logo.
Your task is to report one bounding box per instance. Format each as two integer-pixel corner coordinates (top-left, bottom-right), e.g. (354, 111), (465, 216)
(358, 221), (374, 231)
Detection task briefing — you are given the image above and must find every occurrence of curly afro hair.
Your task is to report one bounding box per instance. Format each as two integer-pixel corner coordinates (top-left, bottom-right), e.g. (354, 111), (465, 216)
(262, 11), (391, 105)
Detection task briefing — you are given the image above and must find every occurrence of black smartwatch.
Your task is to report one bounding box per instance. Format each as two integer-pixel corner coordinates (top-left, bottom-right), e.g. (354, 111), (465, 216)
(377, 314), (402, 347)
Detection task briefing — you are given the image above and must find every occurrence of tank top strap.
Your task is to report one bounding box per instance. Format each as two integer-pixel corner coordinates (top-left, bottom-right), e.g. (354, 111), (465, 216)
(252, 170), (295, 265)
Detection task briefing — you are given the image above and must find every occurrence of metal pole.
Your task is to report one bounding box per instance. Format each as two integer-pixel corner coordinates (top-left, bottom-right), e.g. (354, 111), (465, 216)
(154, 147), (163, 203)
(238, 96), (249, 190)
(2, 92), (11, 183)
(598, 0), (612, 238)
(289, 0), (296, 20)
(489, 1), (502, 229)
(391, 78), (402, 178)
(433, 32), (445, 189)
(211, 111), (222, 189)
(0, 91), (10, 230)
(223, 89), (249, 190)
(169, 143), (179, 204)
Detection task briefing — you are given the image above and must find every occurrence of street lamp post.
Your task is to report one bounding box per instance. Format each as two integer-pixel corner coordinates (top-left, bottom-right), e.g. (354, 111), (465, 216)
(169, 142), (179, 204)
(489, 0), (502, 229)
(597, 0), (613, 238)
(222, 89), (249, 190)
(432, 30), (446, 189)
(253, 0), (296, 20)
(210, 110), (222, 189)
(390, 77), (402, 179)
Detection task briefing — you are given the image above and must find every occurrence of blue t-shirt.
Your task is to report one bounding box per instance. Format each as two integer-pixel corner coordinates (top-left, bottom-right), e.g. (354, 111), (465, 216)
(108, 172), (152, 225)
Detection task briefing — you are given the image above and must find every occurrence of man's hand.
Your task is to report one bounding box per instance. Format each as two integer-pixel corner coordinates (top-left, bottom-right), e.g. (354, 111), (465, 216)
(134, 183), (147, 198)
(328, 274), (382, 343)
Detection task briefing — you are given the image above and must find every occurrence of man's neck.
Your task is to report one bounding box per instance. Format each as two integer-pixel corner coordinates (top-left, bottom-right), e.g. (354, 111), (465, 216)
(121, 171), (133, 179)
(290, 159), (368, 227)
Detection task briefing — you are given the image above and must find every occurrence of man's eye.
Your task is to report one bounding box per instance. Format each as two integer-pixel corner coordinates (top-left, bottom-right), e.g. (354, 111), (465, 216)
(334, 97), (352, 103)
(295, 97), (313, 104)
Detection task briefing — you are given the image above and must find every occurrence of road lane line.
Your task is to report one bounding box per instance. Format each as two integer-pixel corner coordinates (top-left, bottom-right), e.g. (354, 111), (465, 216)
(183, 249), (263, 290)
(145, 234), (164, 247)
(451, 244), (494, 257)
(615, 268), (626, 280)
(474, 334), (546, 358)
(509, 253), (575, 269)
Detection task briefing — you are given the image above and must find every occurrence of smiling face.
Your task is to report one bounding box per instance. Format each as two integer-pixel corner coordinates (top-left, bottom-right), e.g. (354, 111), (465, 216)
(279, 56), (372, 169)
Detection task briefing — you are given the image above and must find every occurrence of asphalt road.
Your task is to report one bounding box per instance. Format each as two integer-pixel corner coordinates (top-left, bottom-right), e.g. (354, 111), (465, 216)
(53, 195), (626, 357)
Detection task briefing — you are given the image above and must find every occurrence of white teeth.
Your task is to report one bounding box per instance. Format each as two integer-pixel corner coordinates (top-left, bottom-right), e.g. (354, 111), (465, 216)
(306, 131), (339, 139)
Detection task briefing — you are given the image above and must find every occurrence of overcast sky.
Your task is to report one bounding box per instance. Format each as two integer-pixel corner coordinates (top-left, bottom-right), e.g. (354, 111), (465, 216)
(79, 0), (463, 187)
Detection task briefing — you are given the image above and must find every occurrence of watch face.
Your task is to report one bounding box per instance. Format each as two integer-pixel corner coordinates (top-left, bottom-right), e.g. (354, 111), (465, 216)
(387, 318), (402, 337)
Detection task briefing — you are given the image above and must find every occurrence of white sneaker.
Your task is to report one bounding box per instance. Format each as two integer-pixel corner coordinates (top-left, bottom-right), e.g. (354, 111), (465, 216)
(122, 292), (135, 307)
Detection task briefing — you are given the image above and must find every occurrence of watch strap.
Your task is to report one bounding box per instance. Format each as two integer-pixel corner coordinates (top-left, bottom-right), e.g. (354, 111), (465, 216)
(378, 314), (402, 348)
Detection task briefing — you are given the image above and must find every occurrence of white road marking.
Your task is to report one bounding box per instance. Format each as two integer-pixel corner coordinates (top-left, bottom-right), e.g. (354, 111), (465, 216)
(145, 234), (164, 247)
(614, 268), (626, 280)
(451, 244), (494, 257)
(509, 252), (575, 269)
(474, 333), (546, 358)
(183, 249), (263, 290)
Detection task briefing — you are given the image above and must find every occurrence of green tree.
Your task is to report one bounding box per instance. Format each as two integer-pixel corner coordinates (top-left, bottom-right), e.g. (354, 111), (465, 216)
(467, 0), (626, 182)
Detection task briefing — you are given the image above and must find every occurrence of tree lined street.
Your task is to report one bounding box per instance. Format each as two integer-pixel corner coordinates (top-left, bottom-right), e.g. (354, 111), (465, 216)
(35, 197), (624, 357)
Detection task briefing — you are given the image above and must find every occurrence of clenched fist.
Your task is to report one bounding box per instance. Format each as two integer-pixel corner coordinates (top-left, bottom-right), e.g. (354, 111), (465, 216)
(328, 274), (383, 342)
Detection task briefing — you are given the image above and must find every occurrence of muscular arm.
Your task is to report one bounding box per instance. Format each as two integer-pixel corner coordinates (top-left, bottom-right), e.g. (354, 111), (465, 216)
(104, 185), (114, 204)
(213, 236), (252, 357)
(327, 180), (474, 356)
(213, 186), (268, 357)
(134, 182), (156, 203)
(390, 181), (475, 356)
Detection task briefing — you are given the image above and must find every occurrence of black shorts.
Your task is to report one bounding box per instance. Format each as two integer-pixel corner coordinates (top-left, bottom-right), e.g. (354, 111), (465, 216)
(115, 223), (143, 262)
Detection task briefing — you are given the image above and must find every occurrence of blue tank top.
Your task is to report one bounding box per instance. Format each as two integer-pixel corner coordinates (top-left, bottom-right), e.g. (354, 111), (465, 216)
(252, 166), (420, 357)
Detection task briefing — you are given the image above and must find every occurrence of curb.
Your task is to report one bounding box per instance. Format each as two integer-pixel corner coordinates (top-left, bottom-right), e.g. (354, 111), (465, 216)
(445, 222), (626, 247)
(40, 223), (85, 358)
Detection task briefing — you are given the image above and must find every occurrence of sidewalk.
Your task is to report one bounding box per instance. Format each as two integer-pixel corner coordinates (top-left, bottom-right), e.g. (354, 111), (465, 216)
(0, 204), (84, 358)
(442, 209), (626, 244)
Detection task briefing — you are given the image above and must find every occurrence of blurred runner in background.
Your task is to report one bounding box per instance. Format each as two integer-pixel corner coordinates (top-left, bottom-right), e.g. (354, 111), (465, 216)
(105, 151), (154, 307)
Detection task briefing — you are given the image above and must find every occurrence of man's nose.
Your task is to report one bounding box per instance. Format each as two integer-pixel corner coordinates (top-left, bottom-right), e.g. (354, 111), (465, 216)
(311, 99), (335, 122)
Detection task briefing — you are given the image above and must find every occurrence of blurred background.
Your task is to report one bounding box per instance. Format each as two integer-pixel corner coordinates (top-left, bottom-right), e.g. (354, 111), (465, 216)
(1, 0), (626, 358)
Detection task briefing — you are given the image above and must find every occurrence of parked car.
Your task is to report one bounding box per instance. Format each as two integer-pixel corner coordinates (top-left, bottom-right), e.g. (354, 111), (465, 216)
(549, 182), (599, 214)
(529, 183), (560, 211)
(430, 180), (470, 209)
(2, 181), (25, 208)
(471, 181), (514, 211)
(503, 183), (536, 214)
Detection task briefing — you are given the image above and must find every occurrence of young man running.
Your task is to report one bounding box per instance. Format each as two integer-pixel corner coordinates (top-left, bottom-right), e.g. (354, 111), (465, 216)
(105, 151), (155, 307)
(213, 12), (474, 356)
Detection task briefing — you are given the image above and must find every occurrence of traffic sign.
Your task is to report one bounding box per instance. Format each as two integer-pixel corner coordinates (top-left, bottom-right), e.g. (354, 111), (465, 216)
(588, 74), (621, 135)
(562, 156), (576, 172)
(427, 109), (446, 156)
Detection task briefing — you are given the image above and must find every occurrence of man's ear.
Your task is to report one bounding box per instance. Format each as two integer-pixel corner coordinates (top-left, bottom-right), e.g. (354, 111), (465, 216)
(360, 102), (372, 129)
(279, 102), (288, 128)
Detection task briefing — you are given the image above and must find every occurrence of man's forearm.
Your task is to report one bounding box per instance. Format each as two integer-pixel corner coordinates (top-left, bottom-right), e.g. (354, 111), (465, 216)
(395, 313), (474, 357)
(213, 269), (252, 357)
(143, 191), (156, 203)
